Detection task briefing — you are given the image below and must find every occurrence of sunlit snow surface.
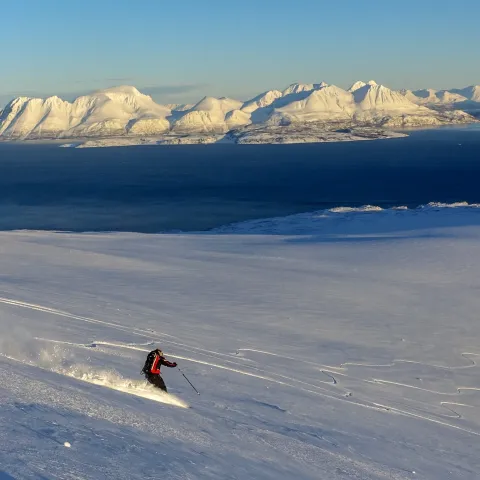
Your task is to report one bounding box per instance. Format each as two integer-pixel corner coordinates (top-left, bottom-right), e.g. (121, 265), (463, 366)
(1, 204), (480, 478)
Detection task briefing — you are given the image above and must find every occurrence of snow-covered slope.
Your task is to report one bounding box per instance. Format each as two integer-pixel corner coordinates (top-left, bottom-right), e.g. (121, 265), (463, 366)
(172, 96), (243, 133)
(191, 96), (243, 115)
(2, 205), (480, 478)
(0, 96), (73, 138)
(273, 85), (356, 122)
(354, 83), (421, 112)
(225, 109), (252, 128)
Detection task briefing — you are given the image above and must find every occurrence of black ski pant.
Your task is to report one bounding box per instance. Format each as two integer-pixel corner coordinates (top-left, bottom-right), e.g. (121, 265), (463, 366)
(146, 373), (167, 392)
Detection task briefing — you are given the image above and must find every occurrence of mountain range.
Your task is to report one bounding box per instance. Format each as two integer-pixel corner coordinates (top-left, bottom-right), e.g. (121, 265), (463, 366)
(401, 86), (480, 107)
(0, 80), (478, 140)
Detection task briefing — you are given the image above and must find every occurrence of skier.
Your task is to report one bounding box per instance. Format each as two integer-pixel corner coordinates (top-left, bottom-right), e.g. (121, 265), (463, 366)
(142, 348), (177, 392)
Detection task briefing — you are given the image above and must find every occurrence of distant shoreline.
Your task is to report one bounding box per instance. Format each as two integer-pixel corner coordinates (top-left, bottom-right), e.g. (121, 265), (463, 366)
(2, 123), (479, 149)
(0, 128), (409, 149)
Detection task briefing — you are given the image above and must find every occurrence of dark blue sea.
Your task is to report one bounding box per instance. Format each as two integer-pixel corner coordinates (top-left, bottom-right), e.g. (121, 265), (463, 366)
(0, 125), (479, 232)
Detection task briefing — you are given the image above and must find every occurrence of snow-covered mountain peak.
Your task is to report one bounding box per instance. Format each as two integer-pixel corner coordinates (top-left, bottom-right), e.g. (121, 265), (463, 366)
(93, 86), (160, 108)
(4, 96), (31, 109)
(348, 81), (366, 93)
(192, 96), (243, 115)
(282, 82), (327, 96)
(354, 83), (420, 112)
(273, 84), (355, 122)
(241, 90), (283, 113)
(349, 80), (379, 93)
(172, 96), (244, 133)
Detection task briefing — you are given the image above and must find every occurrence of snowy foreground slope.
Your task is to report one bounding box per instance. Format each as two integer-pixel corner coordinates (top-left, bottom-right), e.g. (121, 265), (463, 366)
(2, 204), (480, 479)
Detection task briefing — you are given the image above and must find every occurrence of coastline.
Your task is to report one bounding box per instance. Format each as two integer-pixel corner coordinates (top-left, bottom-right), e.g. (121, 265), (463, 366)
(2, 202), (480, 237)
(209, 201), (480, 235)
(1, 122), (478, 149)
(0, 127), (409, 149)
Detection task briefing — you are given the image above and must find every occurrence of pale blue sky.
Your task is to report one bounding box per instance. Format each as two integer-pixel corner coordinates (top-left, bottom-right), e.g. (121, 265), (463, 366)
(1, 0), (479, 106)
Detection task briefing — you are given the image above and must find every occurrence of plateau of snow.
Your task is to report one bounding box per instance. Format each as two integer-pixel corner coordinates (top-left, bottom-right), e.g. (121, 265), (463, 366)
(1, 203), (480, 478)
(0, 80), (477, 146)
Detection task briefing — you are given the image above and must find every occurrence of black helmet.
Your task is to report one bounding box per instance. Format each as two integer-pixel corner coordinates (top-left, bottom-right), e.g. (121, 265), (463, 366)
(156, 348), (163, 356)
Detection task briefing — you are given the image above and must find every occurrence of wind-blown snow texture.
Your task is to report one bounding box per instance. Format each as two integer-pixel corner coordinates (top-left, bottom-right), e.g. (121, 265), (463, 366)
(0, 81), (477, 145)
(1, 204), (480, 478)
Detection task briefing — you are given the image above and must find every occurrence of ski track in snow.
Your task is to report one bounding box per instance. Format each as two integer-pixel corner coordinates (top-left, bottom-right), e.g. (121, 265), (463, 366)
(0, 352), (189, 409)
(1, 295), (479, 438)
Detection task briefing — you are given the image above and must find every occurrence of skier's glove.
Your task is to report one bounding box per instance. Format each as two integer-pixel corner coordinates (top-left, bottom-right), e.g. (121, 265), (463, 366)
(172, 362), (177, 367)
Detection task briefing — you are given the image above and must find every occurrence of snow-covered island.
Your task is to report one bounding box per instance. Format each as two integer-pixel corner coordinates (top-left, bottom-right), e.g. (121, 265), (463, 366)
(0, 80), (478, 148)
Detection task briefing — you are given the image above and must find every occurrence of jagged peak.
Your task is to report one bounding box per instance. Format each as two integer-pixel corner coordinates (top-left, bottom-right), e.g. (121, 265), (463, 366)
(192, 96), (224, 110)
(42, 95), (68, 104)
(6, 96), (32, 106)
(353, 82), (419, 111)
(348, 81), (366, 93)
(282, 82), (327, 96)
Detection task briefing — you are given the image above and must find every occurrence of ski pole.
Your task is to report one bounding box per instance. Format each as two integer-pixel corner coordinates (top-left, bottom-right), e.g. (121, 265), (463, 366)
(178, 367), (200, 395)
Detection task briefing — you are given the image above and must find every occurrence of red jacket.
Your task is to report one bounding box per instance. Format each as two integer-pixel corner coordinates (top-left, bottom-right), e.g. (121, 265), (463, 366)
(150, 352), (176, 375)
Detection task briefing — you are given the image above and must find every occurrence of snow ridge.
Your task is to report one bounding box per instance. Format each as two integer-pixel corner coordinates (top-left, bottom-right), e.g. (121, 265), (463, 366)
(212, 202), (480, 235)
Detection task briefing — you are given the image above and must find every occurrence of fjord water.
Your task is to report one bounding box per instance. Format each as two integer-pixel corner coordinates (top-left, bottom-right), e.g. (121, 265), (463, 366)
(0, 126), (479, 232)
